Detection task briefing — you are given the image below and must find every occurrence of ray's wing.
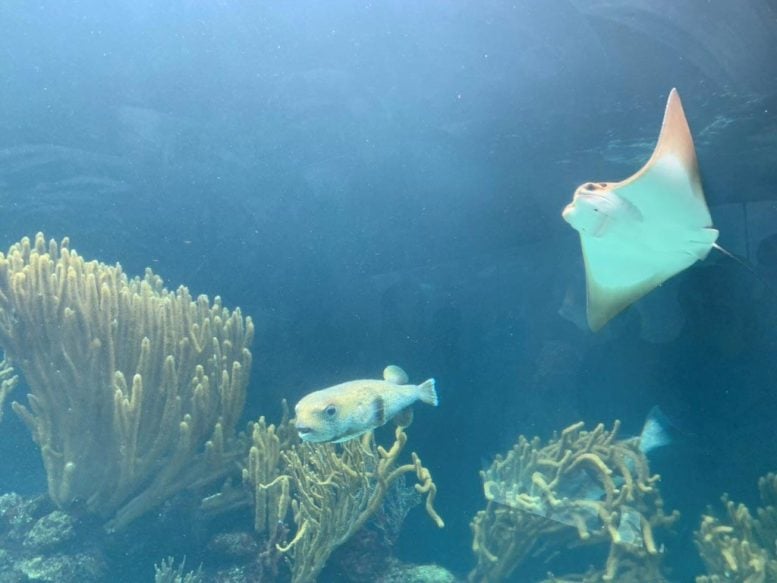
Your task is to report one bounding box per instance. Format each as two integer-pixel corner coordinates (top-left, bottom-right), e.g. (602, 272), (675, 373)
(581, 89), (719, 331)
(617, 89), (712, 229)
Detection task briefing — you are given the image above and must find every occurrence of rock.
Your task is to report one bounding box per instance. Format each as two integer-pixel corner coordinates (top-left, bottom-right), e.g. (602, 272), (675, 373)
(206, 531), (260, 562)
(378, 562), (459, 583)
(0, 493), (35, 542)
(24, 511), (76, 550)
(16, 552), (105, 582)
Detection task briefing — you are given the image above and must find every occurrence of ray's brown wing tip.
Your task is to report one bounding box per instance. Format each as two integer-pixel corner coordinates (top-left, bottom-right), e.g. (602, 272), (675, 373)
(655, 87), (696, 163)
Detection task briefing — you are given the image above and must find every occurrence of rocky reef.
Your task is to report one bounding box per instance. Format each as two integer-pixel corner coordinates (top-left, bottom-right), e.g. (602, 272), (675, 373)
(0, 493), (106, 582)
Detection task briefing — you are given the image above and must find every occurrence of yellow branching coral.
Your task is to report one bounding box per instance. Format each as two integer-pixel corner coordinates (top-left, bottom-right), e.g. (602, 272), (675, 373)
(0, 355), (18, 422)
(243, 419), (443, 583)
(696, 473), (777, 582)
(0, 233), (253, 531)
(280, 427), (443, 583)
(241, 403), (298, 537)
(541, 555), (670, 583)
(470, 420), (677, 583)
(154, 557), (204, 583)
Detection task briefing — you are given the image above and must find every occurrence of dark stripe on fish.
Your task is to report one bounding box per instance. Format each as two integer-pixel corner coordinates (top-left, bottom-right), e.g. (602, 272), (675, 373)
(372, 396), (386, 426)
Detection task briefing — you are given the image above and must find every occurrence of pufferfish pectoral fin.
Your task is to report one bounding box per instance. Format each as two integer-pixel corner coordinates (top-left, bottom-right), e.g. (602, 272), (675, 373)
(393, 406), (414, 428)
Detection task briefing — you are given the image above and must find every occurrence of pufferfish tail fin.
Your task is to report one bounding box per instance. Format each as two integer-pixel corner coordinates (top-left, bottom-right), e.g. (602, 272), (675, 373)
(417, 378), (438, 407)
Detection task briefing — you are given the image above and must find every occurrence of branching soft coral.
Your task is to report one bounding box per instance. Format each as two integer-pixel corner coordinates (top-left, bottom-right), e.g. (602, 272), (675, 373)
(696, 473), (777, 582)
(0, 355), (17, 422)
(0, 233), (253, 531)
(243, 415), (443, 583)
(470, 420), (677, 582)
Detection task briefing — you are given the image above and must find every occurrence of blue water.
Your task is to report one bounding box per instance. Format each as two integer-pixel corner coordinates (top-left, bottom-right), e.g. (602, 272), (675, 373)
(1, 1), (777, 581)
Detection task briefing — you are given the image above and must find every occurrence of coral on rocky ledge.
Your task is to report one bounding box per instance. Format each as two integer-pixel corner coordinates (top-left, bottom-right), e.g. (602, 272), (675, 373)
(243, 412), (444, 583)
(154, 557), (204, 583)
(0, 233), (253, 531)
(470, 420), (677, 582)
(695, 472), (777, 582)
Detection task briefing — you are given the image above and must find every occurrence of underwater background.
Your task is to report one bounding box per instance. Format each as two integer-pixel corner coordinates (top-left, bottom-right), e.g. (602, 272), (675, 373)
(1, 1), (777, 581)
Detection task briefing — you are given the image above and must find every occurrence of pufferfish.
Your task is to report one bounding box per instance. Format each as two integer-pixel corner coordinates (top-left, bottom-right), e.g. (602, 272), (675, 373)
(293, 365), (438, 443)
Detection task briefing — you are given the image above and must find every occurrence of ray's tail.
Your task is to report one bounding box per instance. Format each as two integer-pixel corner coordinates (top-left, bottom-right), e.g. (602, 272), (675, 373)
(713, 243), (777, 294)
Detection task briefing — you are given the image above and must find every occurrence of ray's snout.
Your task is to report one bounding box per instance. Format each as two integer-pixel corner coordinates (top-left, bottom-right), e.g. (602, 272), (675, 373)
(561, 201), (576, 223)
(563, 182), (605, 224)
(562, 182), (617, 235)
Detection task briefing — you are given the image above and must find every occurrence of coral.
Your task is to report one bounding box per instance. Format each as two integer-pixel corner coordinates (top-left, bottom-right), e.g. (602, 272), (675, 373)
(469, 420), (677, 582)
(279, 426), (443, 583)
(242, 415), (443, 583)
(541, 556), (670, 583)
(241, 405), (298, 539)
(0, 233), (253, 531)
(329, 474), (423, 581)
(0, 354), (18, 422)
(695, 473), (777, 582)
(154, 557), (204, 583)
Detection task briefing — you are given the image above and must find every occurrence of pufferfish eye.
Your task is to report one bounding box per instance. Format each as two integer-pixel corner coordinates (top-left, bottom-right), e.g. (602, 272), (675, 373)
(324, 405), (337, 417)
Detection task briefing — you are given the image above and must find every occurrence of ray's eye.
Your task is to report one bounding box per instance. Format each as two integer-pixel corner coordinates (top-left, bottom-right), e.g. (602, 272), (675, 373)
(325, 405), (337, 417)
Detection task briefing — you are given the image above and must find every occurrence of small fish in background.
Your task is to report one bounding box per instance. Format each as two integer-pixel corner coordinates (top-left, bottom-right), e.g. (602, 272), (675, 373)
(635, 405), (675, 455)
(559, 406), (676, 504)
(294, 365), (438, 443)
(486, 407), (676, 514)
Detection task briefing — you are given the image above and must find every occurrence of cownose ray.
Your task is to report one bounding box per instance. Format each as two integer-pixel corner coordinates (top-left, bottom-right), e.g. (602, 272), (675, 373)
(562, 88), (720, 332)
